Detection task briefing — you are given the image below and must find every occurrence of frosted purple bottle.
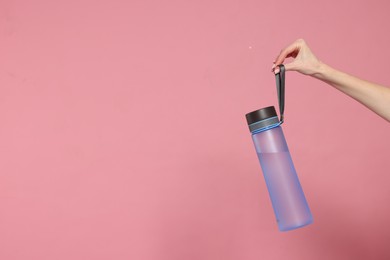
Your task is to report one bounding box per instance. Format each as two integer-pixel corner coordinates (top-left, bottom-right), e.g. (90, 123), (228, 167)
(245, 65), (313, 231)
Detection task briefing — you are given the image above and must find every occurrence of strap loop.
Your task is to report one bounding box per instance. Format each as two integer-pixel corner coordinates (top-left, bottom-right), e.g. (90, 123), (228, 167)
(275, 64), (285, 124)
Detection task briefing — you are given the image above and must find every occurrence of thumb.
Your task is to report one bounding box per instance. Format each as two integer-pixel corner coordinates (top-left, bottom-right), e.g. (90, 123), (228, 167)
(273, 62), (297, 74)
(284, 62), (299, 71)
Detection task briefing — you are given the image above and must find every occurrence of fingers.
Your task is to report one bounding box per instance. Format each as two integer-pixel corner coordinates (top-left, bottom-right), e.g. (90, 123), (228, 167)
(274, 40), (303, 66)
(272, 39), (306, 74)
(273, 61), (298, 74)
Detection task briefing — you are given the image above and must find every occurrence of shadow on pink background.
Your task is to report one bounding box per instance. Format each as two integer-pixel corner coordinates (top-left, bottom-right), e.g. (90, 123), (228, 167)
(0, 0), (389, 259)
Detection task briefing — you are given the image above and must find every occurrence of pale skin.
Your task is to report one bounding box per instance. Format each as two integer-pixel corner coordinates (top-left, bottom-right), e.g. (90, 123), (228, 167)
(272, 39), (390, 123)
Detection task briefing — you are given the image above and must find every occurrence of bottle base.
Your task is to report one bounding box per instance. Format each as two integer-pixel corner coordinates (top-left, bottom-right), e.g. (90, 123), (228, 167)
(278, 218), (313, 232)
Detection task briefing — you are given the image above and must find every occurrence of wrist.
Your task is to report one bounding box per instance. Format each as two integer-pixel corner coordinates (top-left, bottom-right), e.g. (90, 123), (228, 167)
(311, 61), (333, 80)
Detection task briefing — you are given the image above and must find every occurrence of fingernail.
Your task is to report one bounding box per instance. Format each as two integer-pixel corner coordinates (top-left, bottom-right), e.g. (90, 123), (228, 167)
(271, 64), (276, 71)
(274, 67), (280, 74)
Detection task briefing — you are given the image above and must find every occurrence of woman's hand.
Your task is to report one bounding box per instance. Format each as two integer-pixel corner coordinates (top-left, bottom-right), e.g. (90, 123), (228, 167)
(272, 39), (323, 76)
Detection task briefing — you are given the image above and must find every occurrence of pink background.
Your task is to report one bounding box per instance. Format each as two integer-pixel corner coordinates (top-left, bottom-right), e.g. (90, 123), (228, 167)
(1, 0), (389, 259)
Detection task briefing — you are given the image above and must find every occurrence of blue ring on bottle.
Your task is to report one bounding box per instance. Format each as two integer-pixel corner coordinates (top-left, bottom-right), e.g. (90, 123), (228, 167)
(249, 116), (281, 134)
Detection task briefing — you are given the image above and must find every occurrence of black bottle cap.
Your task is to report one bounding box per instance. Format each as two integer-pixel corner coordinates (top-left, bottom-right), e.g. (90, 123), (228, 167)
(245, 106), (277, 125)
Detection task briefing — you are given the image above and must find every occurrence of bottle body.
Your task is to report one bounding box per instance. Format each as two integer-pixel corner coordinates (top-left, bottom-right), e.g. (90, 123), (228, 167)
(252, 125), (313, 231)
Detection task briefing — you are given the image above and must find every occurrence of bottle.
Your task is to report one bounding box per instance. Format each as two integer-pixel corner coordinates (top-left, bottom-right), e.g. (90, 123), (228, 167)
(245, 65), (313, 231)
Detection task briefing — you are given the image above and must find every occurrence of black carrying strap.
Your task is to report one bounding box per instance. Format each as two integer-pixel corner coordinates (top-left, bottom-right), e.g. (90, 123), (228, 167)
(275, 64), (285, 124)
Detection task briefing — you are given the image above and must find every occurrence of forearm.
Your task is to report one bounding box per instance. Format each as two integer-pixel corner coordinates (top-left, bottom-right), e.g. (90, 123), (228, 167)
(313, 63), (390, 122)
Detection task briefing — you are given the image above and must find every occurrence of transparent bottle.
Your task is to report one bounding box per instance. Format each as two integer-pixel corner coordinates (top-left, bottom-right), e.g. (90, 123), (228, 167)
(246, 106), (313, 231)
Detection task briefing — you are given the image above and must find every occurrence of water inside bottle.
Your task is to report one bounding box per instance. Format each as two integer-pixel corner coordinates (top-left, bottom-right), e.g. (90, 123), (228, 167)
(257, 151), (313, 231)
